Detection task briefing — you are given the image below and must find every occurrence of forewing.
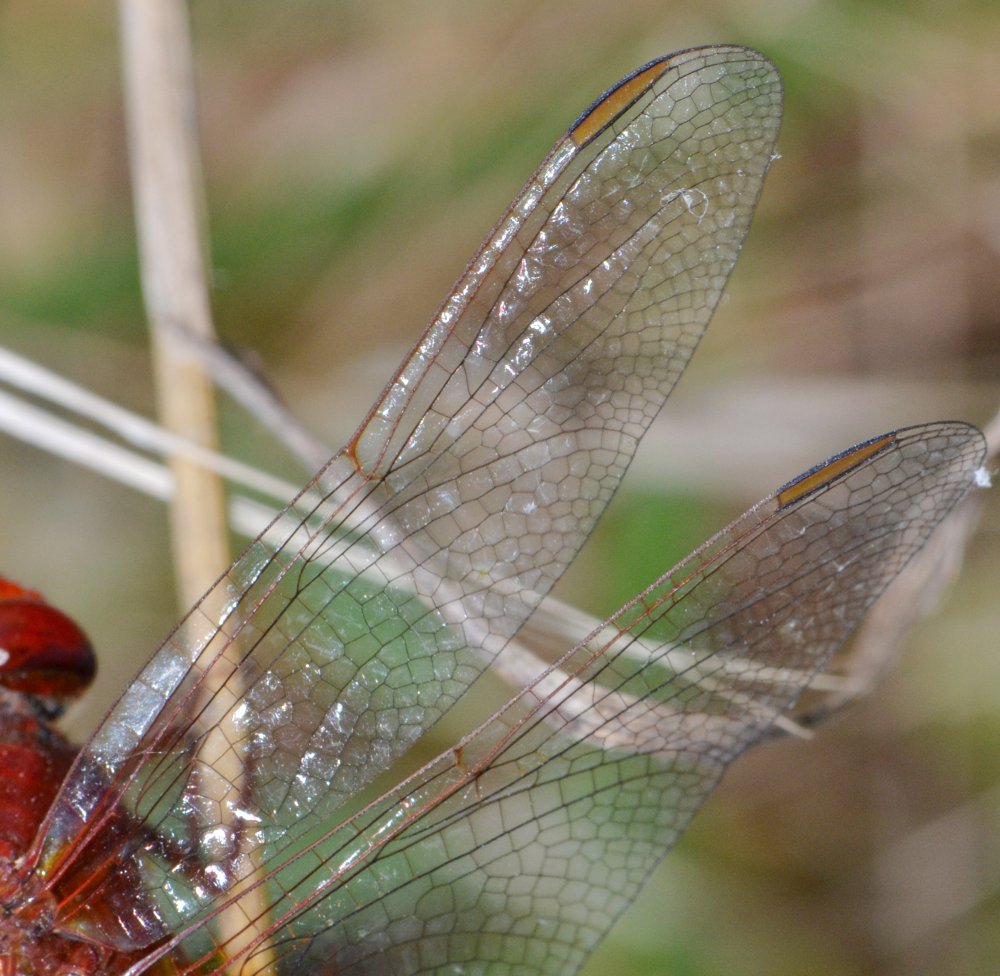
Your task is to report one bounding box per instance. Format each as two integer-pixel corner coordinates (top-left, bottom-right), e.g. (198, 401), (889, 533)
(26, 46), (781, 961)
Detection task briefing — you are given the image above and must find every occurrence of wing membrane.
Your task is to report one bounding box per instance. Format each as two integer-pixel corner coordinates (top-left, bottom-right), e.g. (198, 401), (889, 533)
(28, 45), (782, 946)
(152, 423), (985, 975)
(18, 42), (987, 975)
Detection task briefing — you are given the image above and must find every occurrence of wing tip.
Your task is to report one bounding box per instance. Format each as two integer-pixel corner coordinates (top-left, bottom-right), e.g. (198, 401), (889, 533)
(568, 45), (777, 149)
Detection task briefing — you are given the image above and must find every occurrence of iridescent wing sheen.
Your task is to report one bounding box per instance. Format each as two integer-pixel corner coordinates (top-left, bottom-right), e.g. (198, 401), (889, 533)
(28, 43), (782, 948)
(135, 422), (986, 975)
(248, 422), (985, 976)
(18, 45), (975, 976)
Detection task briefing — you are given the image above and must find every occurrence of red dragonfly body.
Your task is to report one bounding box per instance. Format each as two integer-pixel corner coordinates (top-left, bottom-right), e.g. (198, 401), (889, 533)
(0, 582), (146, 975)
(0, 579), (90, 874)
(0, 46), (986, 975)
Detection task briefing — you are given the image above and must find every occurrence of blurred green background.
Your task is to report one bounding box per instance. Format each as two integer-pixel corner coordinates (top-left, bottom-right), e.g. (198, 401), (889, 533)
(1, 2), (998, 974)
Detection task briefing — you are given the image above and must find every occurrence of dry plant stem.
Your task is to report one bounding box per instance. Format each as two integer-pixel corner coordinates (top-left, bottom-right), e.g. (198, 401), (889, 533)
(194, 335), (332, 472)
(118, 0), (229, 609)
(118, 2), (273, 969)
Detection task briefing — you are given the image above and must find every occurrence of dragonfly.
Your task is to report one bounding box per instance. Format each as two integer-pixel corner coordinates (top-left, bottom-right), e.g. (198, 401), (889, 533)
(0, 44), (987, 975)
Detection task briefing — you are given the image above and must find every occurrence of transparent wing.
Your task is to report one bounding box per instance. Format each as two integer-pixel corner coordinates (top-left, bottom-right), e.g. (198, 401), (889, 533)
(20, 45), (791, 969)
(144, 423), (987, 974)
(26, 43), (782, 950)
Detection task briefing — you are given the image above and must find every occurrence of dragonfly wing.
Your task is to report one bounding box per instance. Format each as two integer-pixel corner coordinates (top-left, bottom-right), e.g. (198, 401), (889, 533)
(222, 422), (981, 976)
(28, 46), (783, 960)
